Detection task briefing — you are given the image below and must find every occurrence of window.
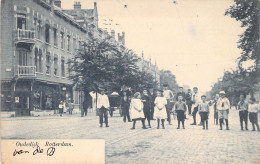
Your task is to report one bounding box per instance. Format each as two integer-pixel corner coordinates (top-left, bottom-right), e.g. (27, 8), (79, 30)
(53, 28), (57, 46)
(17, 14), (26, 29)
(18, 50), (28, 66)
(67, 59), (72, 76)
(78, 41), (81, 49)
(46, 53), (51, 74)
(61, 58), (65, 77)
(73, 38), (76, 51)
(67, 35), (70, 51)
(45, 24), (50, 43)
(54, 56), (58, 76)
(60, 32), (64, 49)
(34, 49), (38, 72)
(38, 49), (42, 72)
(37, 20), (42, 39)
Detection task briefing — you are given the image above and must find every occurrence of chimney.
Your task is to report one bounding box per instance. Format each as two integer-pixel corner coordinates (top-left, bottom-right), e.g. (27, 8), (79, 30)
(117, 33), (121, 43)
(74, 1), (81, 10)
(122, 32), (125, 45)
(111, 30), (115, 40)
(54, 0), (61, 7)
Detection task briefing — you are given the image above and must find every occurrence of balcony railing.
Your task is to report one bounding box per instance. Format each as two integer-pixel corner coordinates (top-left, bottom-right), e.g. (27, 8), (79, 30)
(15, 65), (36, 77)
(15, 29), (35, 43)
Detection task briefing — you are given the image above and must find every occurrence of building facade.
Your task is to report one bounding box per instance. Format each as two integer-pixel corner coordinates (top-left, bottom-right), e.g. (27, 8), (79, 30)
(0, 0), (97, 116)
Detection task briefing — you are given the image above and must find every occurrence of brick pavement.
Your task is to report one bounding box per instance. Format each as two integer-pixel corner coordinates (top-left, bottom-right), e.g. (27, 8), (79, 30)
(1, 107), (260, 163)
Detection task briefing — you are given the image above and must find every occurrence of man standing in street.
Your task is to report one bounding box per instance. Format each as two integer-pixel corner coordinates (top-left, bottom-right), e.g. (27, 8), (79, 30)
(97, 88), (110, 127)
(237, 94), (249, 130)
(190, 87), (200, 125)
(186, 89), (193, 115)
(163, 84), (174, 125)
(217, 91), (230, 130)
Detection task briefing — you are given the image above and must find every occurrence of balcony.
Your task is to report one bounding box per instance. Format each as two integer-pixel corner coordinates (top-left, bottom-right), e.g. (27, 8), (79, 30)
(14, 65), (36, 78)
(14, 29), (35, 45)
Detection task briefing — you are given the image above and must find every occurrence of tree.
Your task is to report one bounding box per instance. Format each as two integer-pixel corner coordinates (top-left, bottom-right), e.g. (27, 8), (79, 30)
(225, 0), (260, 84)
(159, 70), (179, 93)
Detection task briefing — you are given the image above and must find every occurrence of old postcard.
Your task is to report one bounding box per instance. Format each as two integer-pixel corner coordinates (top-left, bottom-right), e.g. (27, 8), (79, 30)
(1, 0), (260, 163)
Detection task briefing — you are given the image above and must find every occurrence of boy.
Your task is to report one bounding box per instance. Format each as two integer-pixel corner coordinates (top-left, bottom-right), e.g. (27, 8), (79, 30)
(237, 94), (249, 130)
(163, 84), (174, 125)
(248, 97), (260, 131)
(173, 95), (187, 129)
(217, 91), (230, 130)
(199, 95), (210, 130)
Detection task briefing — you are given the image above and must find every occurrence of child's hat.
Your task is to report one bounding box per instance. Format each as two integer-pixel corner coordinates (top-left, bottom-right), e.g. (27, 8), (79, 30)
(219, 91), (226, 94)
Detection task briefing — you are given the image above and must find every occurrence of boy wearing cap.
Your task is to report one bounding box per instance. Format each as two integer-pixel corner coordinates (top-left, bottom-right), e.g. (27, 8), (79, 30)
(199, 95), (210, 130)
(173, 95), (187, 129)
(186, 89), (193, 115)
(217, 91), (230, 130)
(237, 94), (249, 130)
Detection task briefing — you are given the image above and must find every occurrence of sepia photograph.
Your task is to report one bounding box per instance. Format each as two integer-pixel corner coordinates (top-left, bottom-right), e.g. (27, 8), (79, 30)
(1, 0), (260, 163)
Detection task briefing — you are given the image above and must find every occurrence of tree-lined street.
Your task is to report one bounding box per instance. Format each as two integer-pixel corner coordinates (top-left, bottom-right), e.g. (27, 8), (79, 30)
(2, 108), (260, 163)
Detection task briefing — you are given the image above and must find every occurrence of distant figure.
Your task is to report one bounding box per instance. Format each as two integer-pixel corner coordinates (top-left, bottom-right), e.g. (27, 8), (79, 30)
(97, 89), (110, 127)
(217, 91), (230, 130)
(237, 94), (249, 130)
(185, 89), (193, 115)
(248, 97), (260, 131)
(199, 95), (210, 130)
(154, 90), (167, 129)
(58, 100), (65, 117)
(142, 89), (152, 128)
(212, 94), (220, 125)
(149, 88), (156, 120)
(176, 86), (186, 101)
(173, 95), (187, 129)
(163, 84), (174, 125)
(121, 91), (131, 122)
(68, 99), (74, 115)
(82, 98), (88, 117)
(130, 92), (147, 129)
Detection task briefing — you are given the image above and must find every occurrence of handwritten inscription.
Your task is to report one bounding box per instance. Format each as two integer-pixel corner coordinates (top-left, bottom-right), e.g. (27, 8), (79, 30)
(13, 145), (55, 156)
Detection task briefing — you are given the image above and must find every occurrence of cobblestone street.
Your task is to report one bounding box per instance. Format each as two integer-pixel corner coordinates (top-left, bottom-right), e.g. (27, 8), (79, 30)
(1, 108), (260, 164)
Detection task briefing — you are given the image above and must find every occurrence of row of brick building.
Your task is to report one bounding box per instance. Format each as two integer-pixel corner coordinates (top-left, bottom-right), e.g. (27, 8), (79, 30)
(0, 0), (160, 116)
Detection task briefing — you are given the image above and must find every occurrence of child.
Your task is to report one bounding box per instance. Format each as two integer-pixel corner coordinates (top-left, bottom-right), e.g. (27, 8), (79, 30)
(130, 92), (147, 129)
(237, 94), (249, 130)
(199, 95), (210, 130)
(248, 98), (260, 131)
(173, 95), (187, 129)
(154, 90), (168, 129)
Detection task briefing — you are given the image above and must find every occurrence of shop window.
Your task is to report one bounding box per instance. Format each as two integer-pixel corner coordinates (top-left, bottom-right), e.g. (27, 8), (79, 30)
(60, 32), (64, 49)
(53, 28), (57, 46)
(61, 58), (65, 77)
(45, 24), (50, 43)
(54, 56), (58, 76)
(46, 53), (51, 74)
(67, 35), (70, 51)
(17, 14), (26, 29)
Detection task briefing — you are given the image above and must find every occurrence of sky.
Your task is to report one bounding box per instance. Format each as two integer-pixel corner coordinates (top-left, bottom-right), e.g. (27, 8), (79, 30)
(61, 0), (243, 93)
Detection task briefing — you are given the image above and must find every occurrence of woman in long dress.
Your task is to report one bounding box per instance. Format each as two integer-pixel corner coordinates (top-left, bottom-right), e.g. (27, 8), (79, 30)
(154, 90), (167, 129)
(142, 89), (152, 128)
(130, 92), (147, 129)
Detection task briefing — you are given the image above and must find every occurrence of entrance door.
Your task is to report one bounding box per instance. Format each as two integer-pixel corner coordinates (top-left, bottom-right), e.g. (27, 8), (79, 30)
(15, 91), (30, 116)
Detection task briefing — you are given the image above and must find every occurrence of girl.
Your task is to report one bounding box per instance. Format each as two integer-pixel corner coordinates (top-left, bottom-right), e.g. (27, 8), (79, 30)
(248, 98), (260, 131)
(130, 92), (147, 129)
(142, 89), (152, 128)
(154, 90), (167, 129)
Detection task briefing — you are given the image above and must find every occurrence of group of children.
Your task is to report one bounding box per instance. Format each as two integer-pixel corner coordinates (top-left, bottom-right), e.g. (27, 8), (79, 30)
(128, 88), (260, 132)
